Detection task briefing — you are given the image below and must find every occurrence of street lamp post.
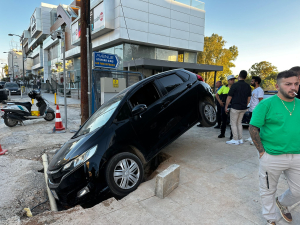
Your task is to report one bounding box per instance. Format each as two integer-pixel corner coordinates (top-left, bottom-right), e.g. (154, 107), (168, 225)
(3, 51), (14, 81)
(8, 34), (25, 86)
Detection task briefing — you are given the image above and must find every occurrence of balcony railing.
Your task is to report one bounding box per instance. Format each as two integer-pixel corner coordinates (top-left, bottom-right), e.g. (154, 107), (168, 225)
(173, 0), (205, 11)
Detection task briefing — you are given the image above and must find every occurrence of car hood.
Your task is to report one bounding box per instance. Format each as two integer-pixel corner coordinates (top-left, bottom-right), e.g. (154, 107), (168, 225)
(48, 128), (102, 171)
(6, 87), (19, 90)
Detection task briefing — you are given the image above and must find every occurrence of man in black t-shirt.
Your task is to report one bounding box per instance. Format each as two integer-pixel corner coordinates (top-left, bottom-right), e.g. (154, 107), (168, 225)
(225, 70), (251, 145)
(290, 67), (300, 99)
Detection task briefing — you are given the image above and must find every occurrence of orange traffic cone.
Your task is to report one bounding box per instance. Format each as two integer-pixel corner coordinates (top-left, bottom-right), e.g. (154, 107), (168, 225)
(0, 145), (7, 155)
(55, 105), (65, 131)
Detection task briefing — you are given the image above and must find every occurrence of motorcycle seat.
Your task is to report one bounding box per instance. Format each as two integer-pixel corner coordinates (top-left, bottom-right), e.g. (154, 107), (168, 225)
(8, 102), (32, 112)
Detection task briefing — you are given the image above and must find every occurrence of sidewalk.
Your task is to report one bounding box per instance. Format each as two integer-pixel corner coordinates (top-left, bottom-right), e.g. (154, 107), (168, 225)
(20, 126), (300, 225)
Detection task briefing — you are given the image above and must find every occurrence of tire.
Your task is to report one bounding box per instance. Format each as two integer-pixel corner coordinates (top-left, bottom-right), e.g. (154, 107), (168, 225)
(105, 152), (144, 198)
(44, 112), (55, 121)
(4, 115), (18, 127)
(199, 101), (217, 127)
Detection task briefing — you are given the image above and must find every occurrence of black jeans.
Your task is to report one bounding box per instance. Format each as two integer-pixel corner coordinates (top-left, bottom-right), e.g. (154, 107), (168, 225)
(216, 103), (221, 127)
(220, 107), (227, 135)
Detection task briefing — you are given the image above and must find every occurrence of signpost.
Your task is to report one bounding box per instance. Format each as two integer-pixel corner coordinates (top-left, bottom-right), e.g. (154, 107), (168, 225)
(93, 52), (119, 69)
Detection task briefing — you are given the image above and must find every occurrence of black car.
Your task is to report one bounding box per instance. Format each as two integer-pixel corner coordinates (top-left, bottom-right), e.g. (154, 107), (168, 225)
(4, 82), (21, 95)
(0, 81), (6, 89)
(47, 69), (217, 206)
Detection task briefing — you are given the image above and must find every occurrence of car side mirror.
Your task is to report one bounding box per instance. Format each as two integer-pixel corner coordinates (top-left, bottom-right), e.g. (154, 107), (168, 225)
(132, 104), (147, 116)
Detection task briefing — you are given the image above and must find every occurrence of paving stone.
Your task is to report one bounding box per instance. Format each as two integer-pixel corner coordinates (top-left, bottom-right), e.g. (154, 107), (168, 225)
(155, 164), (180, 199)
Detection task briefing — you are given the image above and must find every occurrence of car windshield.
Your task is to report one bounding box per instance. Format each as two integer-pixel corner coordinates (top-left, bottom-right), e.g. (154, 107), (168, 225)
(5, 83), (18, 87)
(74, 90), (129, 138)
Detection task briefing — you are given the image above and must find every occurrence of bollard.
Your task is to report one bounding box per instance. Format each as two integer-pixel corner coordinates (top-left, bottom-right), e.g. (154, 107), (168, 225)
(32, 99), (34, 104)
(8, 91), (11, 101)
(21, 88), (23, 99)
(54, 93), (57, 105)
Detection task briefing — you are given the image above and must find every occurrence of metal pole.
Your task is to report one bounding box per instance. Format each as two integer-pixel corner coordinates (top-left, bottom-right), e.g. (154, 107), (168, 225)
(12, 52), (14, 82)
(62, 29), (67, 130)
(87, 27), (91, 117)
(213, 71), (217, 93)
(22, 39), (25, 90)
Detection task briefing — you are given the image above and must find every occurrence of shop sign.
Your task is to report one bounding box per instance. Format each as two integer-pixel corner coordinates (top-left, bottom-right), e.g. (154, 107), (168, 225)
(93, 52), (119, 69)
(91, 2), (105, 31)
(71, 21), (81, 43)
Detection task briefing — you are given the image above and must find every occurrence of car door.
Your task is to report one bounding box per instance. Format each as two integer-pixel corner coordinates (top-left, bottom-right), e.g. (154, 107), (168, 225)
(154, 72), (199, 149)
(129, 80), (165, 160)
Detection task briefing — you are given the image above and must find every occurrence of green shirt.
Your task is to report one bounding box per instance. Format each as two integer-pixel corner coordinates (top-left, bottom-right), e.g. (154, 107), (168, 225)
(217, 86), (230, 95)
(250, 95), (300, 155)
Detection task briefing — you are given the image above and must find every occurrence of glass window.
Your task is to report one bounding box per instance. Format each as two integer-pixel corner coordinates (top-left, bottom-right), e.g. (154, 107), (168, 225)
(116, 102), (131, 121)
(124, 43), (155, 62)
(129, 82), (160, 108)
(101, 44), (124, 69)
(156, 48), (178, 61)
(184, 52), (197, 63)
(158, 74), (184, 93)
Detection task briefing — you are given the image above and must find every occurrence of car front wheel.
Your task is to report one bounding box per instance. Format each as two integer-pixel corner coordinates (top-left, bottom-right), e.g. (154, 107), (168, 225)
(199, 101), (217, 127)
(105, 152), (144, 197)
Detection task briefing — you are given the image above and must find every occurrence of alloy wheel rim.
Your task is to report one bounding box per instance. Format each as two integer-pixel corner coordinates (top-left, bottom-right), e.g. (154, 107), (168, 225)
(113, 158), (140, 190)
(204, 105), (216, 122)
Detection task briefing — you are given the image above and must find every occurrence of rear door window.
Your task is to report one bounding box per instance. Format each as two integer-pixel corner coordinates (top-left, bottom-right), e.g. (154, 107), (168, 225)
(158, 74), (184, 93)
(129, 82), (160, 108)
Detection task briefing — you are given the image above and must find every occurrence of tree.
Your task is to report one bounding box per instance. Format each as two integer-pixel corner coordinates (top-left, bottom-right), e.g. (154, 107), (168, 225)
(248, 61), (278, 91)
(3, 64), (8, 76)
(249, 61), (278, 80)
(197, 33), (239, 86)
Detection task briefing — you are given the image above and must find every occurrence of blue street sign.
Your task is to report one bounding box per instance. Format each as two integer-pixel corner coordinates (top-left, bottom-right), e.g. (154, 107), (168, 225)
(93, 52), (119, 69)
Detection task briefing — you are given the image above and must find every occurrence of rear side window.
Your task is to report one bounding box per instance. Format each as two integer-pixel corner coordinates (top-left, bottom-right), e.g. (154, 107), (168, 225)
(158, 74), (184, 93)
(129, 82), (160, 108)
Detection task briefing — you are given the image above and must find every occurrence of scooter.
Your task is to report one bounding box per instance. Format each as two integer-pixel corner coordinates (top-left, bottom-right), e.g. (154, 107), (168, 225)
(0, 90), (55, 127)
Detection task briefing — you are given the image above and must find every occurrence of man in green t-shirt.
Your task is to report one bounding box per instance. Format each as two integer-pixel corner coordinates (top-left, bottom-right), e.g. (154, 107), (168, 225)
(249, 70), (300, 225)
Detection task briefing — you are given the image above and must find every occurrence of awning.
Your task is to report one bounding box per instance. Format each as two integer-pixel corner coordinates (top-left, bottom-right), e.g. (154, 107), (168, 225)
(123, 58), (223, 73)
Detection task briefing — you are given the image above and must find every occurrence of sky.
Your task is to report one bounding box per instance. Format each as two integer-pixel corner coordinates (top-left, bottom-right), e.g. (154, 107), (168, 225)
(0, 0), (299, 75)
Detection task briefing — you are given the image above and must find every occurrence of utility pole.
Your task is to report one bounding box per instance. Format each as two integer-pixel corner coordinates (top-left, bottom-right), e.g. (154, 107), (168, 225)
(62, 25), (67, 130)
(80, 0), (90, 124)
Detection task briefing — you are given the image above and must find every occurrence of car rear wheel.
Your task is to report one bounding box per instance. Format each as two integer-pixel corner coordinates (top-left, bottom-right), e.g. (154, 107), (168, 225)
(105, 152), (144, 197)
(199, 101), (217, 127)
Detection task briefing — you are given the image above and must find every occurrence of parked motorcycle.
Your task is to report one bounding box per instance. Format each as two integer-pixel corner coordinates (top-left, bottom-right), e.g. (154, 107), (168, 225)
(0, 90), (55, 127)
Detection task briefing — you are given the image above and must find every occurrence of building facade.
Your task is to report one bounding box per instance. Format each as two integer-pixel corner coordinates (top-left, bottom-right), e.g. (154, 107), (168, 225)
(19, 0), (222, 93)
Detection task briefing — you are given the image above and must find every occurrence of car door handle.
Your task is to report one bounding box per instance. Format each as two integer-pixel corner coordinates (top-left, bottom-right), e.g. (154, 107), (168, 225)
(187, 83), (192, 88)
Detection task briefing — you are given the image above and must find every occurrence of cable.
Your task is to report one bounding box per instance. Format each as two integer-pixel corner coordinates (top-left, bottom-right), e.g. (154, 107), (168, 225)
(119, 0), (143, 79)
(31, 199), (49, 211)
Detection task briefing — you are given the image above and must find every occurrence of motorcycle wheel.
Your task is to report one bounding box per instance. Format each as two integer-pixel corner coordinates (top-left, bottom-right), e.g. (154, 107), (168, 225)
(4, 116), (18, 127)
(44, 112), (55, 121)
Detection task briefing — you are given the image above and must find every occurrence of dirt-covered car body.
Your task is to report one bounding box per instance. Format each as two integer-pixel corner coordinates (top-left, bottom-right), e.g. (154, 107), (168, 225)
(47, 69), (217, 206)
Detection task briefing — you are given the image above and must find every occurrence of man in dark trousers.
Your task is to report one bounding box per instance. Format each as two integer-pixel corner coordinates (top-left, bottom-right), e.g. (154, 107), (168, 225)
(290, 66), (300, 99)
(215, 76), (236, 138)
(225, 70), (251, 145)
(249, 70), (300, 225)
(214, 80), (223, 129)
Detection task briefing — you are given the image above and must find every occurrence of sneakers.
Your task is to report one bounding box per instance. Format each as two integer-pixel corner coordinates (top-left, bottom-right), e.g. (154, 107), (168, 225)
(218, 134), (225, 138)
(266, 220), (276, 225)
(276, 197), (292, 222)
(226, 139), (240, 145)
(214, 125), (220, 129)
(239, 139), (243, 144)
(197, 123), (203, 127)
(246, 137), (252, 142)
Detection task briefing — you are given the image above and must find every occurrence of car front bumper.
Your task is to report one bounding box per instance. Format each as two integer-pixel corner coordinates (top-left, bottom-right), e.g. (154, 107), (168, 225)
(48, 164), (91, 206)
